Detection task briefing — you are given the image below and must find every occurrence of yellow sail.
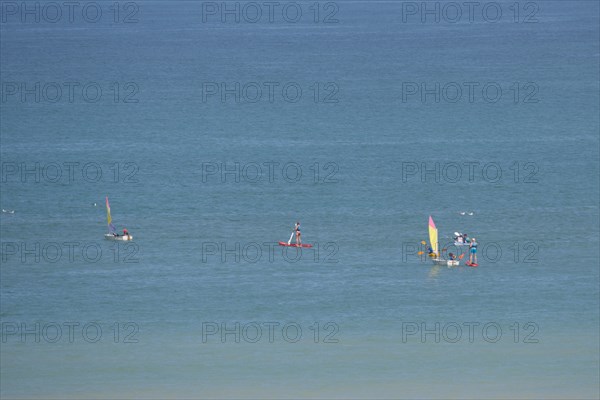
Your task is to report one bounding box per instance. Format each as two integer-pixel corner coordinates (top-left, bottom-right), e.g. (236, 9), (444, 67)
(106, 196), (112, 225)
(428, 216), (438, 256)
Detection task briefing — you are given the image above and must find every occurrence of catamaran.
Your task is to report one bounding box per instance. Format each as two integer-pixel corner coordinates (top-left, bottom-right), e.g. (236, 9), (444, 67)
(104, 196), (133, 241)
(429, 216), (458, 267)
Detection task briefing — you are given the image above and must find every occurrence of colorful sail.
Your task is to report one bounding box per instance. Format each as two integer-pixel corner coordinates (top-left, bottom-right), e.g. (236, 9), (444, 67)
(106, 196), (116, 233)
(428, 216), (438, 256)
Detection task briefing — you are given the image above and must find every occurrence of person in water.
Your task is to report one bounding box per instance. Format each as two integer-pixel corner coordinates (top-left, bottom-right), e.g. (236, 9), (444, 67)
(448, 252), (456, 260)
(469, 238), (478, 264)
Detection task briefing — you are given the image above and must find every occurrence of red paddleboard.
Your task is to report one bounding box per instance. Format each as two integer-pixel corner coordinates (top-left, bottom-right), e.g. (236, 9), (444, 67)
(278, 242), (313, 248)
(465, 262), (479, 267)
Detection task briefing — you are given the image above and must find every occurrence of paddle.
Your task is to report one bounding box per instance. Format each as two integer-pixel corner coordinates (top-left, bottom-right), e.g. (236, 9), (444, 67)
(287, 231), (294, 245)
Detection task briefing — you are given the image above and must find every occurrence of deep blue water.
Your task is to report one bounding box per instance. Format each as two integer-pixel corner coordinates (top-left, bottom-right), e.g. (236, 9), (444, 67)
(1, 1), (599, 398)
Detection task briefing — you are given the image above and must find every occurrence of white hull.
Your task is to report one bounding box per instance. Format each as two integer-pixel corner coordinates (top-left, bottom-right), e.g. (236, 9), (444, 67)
(104, 234), (133, 241)
(454, 242), (470, 246)
(432, 258), (459, 267)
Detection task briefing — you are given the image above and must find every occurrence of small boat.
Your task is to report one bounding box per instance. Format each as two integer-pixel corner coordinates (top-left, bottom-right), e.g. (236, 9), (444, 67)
(104, 196), (133, 241)
(433, 258), (459, 267)
(453, 241), (470, 246)
(105, 233), (133, 241)
(429, 216), (459, 267)
(453, 232), (470, 246)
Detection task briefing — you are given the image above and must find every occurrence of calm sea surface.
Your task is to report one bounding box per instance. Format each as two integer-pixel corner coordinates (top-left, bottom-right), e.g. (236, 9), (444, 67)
(1, 1), (599, 398)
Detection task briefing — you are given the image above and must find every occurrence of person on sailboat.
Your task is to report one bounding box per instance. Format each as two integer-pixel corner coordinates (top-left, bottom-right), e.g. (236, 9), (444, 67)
(123, 228), (129, 238)
(294, 222), (302, 245)
(454, 232), (463, 243)
(469, 238), (478, 264)
(427, 246), (435, 257)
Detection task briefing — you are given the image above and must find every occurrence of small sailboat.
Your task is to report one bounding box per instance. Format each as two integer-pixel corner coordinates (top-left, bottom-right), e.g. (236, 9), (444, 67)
(104, 196), (133, 241)
(429, 216), (458, 267)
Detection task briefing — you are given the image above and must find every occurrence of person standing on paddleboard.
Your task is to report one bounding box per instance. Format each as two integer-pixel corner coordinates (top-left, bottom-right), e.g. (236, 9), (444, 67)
(469, 238), (478, 264)
(294, 221), (302, 246)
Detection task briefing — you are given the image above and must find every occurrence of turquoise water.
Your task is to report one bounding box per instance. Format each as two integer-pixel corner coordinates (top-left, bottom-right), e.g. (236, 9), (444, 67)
(1, 1), (599, 398)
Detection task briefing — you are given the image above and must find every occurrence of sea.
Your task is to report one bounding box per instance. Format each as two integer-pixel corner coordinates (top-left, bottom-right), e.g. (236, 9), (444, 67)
(1, 1), (599, 398)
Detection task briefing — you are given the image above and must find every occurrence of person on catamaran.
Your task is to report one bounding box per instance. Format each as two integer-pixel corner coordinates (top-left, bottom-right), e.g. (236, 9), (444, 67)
(294, 222), (301, 245)
(463, 233), (469, 243)
(427, 246), (435, 257)
(469, 238), (478, 264)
